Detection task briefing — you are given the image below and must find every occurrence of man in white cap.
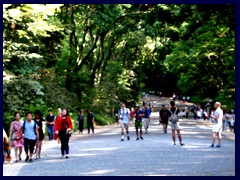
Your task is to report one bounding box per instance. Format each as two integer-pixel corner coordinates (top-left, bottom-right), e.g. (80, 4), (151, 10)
(210, 102), (223, 148)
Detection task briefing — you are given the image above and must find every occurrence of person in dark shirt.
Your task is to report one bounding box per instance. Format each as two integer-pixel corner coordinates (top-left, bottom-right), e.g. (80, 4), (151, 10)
(46, 109), (55, 141)
(78, 110), (84, 134)
(34, 110), (45, 159)
(169, 101), (184, 146)
(159, 105), (171, 133)
(87, 109), (94, 134)
(134, 105), (144, 140)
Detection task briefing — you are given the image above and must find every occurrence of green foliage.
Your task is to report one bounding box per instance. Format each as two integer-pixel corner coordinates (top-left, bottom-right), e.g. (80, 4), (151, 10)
(94, 114), (115, 125)
(3, 4), (235, 132)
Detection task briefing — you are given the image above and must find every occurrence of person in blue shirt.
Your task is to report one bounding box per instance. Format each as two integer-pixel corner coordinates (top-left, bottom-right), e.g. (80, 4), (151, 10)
(142, 104), (151, 134)
(134, 105), (144, 140)
(21, 112), (39, 163)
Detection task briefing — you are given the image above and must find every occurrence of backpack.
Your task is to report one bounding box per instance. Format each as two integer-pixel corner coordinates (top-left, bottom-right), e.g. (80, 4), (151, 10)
(169, 108), (178, 124)
(22, 120), (37, 135)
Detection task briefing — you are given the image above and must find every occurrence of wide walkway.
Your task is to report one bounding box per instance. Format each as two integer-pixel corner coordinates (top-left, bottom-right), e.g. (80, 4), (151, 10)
(3, 97), (235, 176)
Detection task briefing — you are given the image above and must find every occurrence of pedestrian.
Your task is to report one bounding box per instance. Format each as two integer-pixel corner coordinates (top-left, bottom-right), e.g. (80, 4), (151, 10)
(78, 110), (84, 134)
(118, 103), (131, 141)
(87, 109), (95, 134)
(182, 109), (186, 119)
(182, 96), (186, 103)
(34, 110), (45, 159)
(196, 105), (203, 120)
(205, 102), (211, 119)
(142, 104), (151, 134)
(203, 108), (209, 120)
(22, 112), (39, 162)
(191, 103), (198, 120)
(46, 109), (55, 141)
(227, 109), (235, 132)
(172, 93), (176, 101)
(134, 105), (144, 140)
(3, 128), (12, 164)
(168, 101), (185, 146)
(222, 109), (228, 132)
(54, 108), (62, 148)
(186, 96), (190, 102)
(9, 112), (24, 162)
(142, 101), (146, 107)
(54, 109), (73, 159)
(159, 105), (170, 134)
(210, 102), (223, 148)
(185, 106), (189, 119)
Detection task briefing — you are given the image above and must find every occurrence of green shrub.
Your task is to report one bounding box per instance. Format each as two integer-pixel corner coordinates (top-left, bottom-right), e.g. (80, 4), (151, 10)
(94, 114), (114, 125)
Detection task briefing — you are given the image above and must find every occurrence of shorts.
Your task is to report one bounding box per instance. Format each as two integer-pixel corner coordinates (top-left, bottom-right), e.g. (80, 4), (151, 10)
(171, 122), (180, 130)
(161, 118), (168, 125)
(135, 121), (142, 129)
(120, 122), (129, 129)
(212, 124), (222, 133)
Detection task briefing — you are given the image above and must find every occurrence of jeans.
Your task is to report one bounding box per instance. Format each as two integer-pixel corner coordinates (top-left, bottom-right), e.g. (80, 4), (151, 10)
(222, 120), (227, 131)
(47, 125), (54, 140)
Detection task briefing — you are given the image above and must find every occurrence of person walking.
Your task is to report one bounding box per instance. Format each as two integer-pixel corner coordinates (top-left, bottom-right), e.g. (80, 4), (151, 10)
(22, 112), (39, 162)
(134, 105), (144, 140)
(118, 103), (131, 141)
(210, 102), (223, 148)
(87, 109), (94, 134)
(9, 112), (24, 162)
(78, 110), (84, 134)
(142, 104), (151, 134)
(54, 108), (62, 148)
(196, 105), (203, 120)
(54, 109), (73, 159)
(33, 110), (45, 159)
(3, 128), (12, 164)
(222, 109), (228, 132)
(46, 109), (55, 141)
(159, 105), (170, 134)
(169, 101), (185, 146)
(227, 109), (235, 133)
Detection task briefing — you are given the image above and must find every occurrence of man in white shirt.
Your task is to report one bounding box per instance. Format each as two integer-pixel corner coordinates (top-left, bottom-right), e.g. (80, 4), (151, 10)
(210, 102), (223, 148)
(118, 103), (131, 141)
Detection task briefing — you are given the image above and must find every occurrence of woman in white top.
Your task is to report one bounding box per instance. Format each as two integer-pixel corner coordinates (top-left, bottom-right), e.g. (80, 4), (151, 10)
(227, 109), (235, 132)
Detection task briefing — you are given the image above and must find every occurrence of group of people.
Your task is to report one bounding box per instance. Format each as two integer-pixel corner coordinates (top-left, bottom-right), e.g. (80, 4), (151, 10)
(117, 103), (151, 141)
(3, 96), (233, 164)
(3, 108), (74, 163)
(117, 101), (185, 146)
(76, 109), (95, 135)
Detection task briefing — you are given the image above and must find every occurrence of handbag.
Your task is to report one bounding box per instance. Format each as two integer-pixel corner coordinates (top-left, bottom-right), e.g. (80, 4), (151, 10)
(12, 131), (22, 140)
(63, 118), (73, 135)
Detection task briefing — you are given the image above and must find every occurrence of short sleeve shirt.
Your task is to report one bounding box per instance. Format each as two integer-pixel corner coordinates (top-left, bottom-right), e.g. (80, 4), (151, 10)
(214, 108), (223, 125)
(21, 120), (38, 140)
(134, 110), (144, 122)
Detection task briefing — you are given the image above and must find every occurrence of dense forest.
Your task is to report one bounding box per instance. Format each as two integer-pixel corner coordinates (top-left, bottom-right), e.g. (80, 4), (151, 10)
(3, 4), (235, 129)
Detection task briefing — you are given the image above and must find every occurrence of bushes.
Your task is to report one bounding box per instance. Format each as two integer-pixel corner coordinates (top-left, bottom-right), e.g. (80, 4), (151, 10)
(94, 114), (115, 125)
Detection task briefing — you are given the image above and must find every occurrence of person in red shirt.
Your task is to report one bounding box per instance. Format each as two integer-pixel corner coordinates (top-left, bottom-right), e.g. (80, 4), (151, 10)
(54, 109), (73, 159)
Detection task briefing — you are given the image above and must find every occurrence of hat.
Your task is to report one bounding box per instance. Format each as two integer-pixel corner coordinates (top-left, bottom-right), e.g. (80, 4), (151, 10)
(136, 105), (140, 107)
(162, 104), (165, 107)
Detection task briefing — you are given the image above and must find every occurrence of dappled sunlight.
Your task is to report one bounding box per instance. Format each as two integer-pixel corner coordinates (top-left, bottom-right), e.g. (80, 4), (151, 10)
(80, 147), (121, 152)
(82, 169), (116, 175)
